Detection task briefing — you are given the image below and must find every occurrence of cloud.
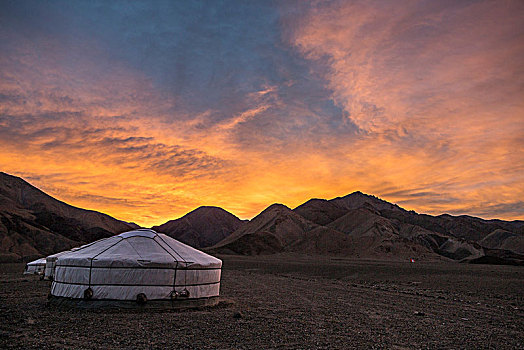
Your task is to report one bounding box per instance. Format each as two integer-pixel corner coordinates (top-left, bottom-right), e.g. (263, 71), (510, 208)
(282, 0), (524, 219)
(0, 0), (522, 225)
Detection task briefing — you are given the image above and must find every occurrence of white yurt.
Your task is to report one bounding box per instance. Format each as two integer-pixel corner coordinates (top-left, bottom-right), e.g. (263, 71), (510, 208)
(45, 250), (73, 280)
(44, 240), (102, 280)
(49, 229), (222, 303)
(24, 258), (46, 275)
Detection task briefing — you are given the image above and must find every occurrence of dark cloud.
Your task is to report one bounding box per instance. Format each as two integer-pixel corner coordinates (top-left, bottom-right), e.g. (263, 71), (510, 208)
(0, 0), (350, 138)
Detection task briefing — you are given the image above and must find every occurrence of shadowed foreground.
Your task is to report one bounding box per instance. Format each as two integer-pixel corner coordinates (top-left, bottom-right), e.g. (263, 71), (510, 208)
(1, 256), (523, 349)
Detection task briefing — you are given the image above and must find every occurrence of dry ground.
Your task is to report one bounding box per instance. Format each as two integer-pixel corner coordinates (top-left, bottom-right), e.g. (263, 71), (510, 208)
(1, 255), (523, 349)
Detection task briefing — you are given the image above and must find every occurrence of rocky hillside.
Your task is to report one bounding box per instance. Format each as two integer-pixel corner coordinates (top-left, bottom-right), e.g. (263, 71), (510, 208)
(210, 192), (524, 264)
(0, 172), (135, 262)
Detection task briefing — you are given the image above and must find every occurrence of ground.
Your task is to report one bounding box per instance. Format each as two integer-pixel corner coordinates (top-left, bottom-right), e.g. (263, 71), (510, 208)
(1, 255), (523, 349)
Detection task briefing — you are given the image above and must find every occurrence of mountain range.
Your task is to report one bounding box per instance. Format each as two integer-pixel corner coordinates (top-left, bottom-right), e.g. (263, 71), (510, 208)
(208, 193), (524, 264)
(1, 172), (523, 265)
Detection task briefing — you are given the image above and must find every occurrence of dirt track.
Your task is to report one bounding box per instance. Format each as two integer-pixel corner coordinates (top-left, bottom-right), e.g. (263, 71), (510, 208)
(1, 255), (523, 349)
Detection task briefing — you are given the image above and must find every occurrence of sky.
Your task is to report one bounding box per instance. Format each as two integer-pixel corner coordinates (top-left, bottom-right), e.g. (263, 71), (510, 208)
(0, 0), (523, 226)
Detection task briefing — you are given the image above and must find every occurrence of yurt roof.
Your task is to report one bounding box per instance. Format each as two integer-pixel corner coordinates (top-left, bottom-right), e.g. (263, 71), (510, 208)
(47, 249), (74, 259)
(55, 229), (221, 269)
(27, 257), (46, 266)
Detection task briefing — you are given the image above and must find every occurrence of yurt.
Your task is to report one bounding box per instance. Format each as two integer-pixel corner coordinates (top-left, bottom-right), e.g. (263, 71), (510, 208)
(24, 258), (46, 275)
(44, 250), (73, 280)
(44, 240), (101, 280)
(49, 229), (222, 305)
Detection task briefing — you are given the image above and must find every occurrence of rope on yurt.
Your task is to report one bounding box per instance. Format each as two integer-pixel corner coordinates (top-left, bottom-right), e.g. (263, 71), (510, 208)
(84, 237), (125, 299)
(155, 233), (190, 298)
(153, 236), (179, 292)
(155, 233), (187, 265)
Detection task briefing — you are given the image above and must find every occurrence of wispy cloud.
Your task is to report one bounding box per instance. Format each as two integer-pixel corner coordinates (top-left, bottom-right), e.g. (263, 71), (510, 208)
(283, 0), (524, 218)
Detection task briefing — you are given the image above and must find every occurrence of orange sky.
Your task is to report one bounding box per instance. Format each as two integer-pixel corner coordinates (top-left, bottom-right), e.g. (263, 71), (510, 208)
(1, 0), (523, 226)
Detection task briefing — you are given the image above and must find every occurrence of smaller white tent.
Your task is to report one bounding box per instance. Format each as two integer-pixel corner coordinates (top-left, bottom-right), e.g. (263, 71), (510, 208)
(45, 250), (73, 280)
(44, 238), (114, 280)
(24, 258), (46, 275)
(50, 229), (222, 302)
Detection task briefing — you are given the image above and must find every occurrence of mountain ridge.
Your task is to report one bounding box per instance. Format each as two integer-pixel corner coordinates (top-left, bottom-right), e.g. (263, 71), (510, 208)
(0, 172), (136, 262)
(1, 171), (523, 264)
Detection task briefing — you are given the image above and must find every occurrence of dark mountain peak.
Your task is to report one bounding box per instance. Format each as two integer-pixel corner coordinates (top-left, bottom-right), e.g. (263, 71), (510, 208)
(253, 203), (308, 226)
(153, 206), (243, 248)
(242, 203), (308, 231)
(334, 190), (370, 199)
(193, 205), (225, 211)
(334, 191), (379, 201)
(330, 191), (404, 212)
(349, 190), (365, 196)
(260, 203), (292, 214)
(185, 206), (235, 219)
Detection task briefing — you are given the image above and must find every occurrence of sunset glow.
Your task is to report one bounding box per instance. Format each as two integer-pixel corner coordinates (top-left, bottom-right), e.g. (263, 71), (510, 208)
(1, 0), (523, 226)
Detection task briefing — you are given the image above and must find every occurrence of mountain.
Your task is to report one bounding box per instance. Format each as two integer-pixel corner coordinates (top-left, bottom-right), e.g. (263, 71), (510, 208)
(0, 172), (135, 262)
(211, 204), (319, 254)
(330, 191), (404, 212)
(209, 191), (524, 264)
(294, 192), (403, 226)
(210, 203), (360, 255)
(209, 203), (437, 259)
(152, 206), (243, 248)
